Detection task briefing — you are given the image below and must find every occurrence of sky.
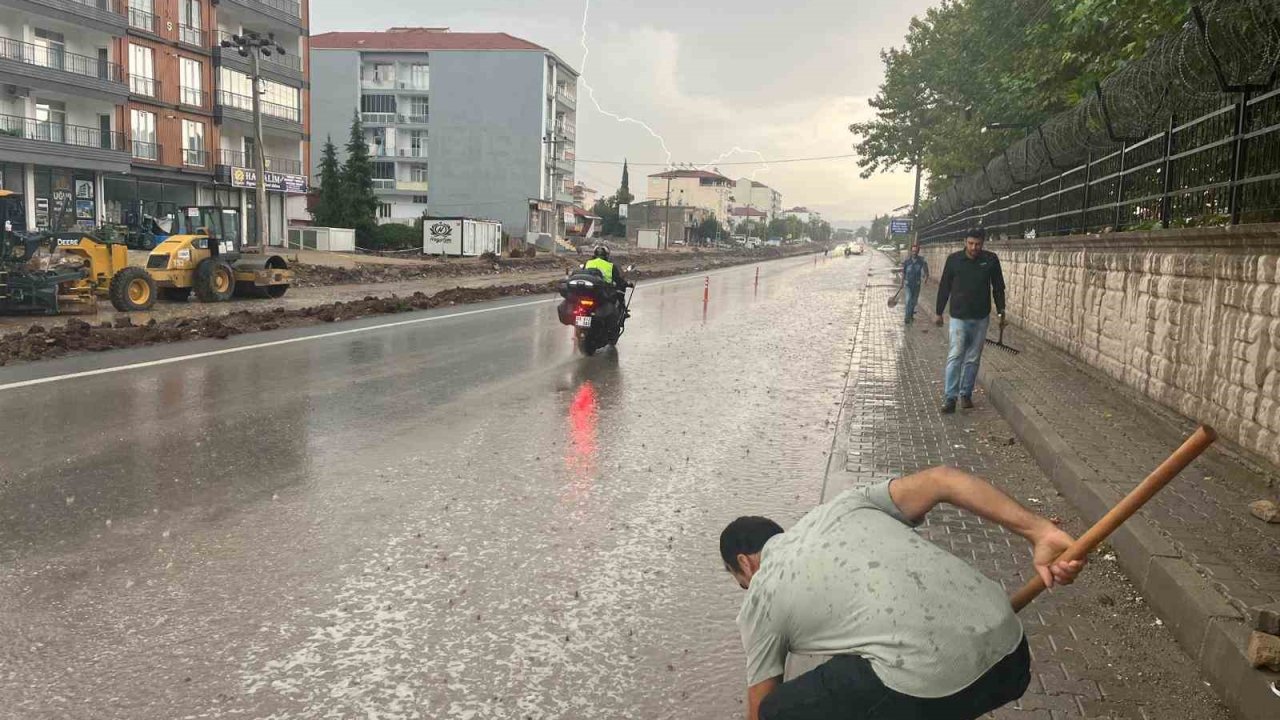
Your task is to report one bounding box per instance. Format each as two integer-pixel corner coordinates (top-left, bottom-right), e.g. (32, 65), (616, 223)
(312, 0), (941, 228)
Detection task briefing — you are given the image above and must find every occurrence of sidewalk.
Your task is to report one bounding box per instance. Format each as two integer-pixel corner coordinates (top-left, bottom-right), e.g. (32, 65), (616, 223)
(822, 255), (1234, 719)
(843, 249), (1280, 718)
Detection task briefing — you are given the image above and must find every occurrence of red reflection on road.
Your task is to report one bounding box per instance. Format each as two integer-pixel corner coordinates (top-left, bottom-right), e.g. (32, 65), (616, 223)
(565, 381), (599, 493)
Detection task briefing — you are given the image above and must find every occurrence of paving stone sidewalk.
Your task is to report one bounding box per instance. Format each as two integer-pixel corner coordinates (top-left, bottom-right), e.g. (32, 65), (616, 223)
(821, 256), (1230, 719)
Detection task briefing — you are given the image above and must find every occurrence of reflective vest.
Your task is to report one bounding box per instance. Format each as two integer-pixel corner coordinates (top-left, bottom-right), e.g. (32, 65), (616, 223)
(585, 257), (615, 284)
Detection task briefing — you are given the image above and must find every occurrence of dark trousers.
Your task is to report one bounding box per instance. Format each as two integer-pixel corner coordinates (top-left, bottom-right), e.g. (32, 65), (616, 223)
(760, 637), (1030, 720)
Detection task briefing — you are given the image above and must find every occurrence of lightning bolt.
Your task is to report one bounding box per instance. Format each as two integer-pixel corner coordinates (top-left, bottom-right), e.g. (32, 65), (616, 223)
(697, 147), (773, 181)
(579, 0), (674, 167)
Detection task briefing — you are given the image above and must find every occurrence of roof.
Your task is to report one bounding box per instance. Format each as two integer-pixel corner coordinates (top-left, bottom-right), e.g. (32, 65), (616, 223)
(751, 181), (771, 188)
(783, 207), (813, 213)
(312, 29), (548, 53)
(729, 207), (768, 217)
(649, 169), (733, 182)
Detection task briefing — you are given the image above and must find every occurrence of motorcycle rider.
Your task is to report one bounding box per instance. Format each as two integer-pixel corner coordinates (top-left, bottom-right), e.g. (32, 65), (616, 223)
(584, 245), (632, 314)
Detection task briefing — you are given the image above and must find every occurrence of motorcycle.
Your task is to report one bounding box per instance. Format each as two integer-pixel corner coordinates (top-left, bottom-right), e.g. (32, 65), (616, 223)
(556, 265), (635, 356)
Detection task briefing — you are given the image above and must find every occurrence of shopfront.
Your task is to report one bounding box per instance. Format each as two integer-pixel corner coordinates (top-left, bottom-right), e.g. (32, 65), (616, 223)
(32, 166), (100, 232)
(214, 164), (308, 247)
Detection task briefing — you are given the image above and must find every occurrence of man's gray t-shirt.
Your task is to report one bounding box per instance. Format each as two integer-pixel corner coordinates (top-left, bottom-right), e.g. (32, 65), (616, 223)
(736, 480), (1024, 698)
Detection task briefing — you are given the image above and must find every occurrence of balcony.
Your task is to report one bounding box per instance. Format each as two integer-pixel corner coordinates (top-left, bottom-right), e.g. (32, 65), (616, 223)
(398, 180), (428, 192)
(128, 6), (158, 34)
(217, 148), (302, 175)
(555, 88), (576, 110)
(179, 86), (208, 109)
(131, 139), (160, 161)
(128, 73), (160, 99)
(215, 89), (303, 136)
(361, 111), (396, 125)
(398, 113), (429, 126)
(0, 111), (129, 171)
(179, 24), (207, 49)
(555, 123), (576, 141)
(0, 35), (127, 100)
(3, 0), (128, 33)
(553, 155), (574, 174)
(221, 0), (304, 29)
(182, 147), (209, 168)
(396, 147), (428, 160)
(372, 178), (395, 190)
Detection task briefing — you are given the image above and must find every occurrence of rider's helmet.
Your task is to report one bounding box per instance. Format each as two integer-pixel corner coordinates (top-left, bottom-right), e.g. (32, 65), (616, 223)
(593, 245), (611, 260)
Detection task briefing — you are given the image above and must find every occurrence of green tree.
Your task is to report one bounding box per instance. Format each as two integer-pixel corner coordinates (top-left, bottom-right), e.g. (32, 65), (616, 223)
(311, 136), (347, 227)
(592, 197), (624, 238)
(342, 111), (380, 242)
(617, 160), (634, 205)
(855, 226), (870, 239)
(852, 0), (1189, 196)
(696, 216), (722, 243)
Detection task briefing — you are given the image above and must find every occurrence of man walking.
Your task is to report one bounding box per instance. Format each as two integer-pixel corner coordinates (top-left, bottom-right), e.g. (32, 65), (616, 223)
(720, 466), (1083, 720)
(901, 244), (929, 324)
(935, 228), (1005, 414)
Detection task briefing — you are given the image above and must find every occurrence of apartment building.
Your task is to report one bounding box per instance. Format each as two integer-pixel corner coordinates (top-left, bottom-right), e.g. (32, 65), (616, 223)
(310, 27), (579, 241)
(646, 169), (734, 221)
(0, 0), (308, 243)
(731, 178), (781, 219)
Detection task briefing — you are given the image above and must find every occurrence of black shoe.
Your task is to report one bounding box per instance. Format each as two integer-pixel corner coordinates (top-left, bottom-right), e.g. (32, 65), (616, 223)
(961, 395), (974, 409)
(940, 399), (957, 415)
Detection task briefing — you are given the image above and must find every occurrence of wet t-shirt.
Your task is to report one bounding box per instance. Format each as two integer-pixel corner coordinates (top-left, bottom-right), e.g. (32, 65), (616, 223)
(736, 480), (1024, 698)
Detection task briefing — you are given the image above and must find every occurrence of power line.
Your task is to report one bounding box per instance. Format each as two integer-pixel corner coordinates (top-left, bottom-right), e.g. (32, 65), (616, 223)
(573, 153), (861, 167)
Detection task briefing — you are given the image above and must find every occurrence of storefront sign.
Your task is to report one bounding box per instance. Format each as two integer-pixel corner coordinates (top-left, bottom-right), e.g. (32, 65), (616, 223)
(889, 217), (913, 235)
(224, 166), (308, 194)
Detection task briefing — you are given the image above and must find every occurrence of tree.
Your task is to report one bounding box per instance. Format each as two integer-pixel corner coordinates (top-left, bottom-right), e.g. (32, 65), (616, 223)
(342, 111), (380, 242)
(696, 216), (721, 243)
(311, 136), (347, 227)
(851, 0), (1189, 196)
(617, 159), (633, 205)
(855, 226), (870, 239)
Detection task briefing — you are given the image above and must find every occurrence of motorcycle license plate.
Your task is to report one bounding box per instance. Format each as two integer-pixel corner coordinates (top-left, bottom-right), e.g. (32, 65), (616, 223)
(575, 316), (592, 328)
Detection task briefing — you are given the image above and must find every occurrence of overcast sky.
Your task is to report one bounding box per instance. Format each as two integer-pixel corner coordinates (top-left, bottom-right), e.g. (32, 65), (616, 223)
(313, 0), (939, 227)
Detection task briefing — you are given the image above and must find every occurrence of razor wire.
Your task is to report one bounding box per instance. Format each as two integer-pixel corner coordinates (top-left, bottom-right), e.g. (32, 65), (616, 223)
(920, 0), (1280, 227)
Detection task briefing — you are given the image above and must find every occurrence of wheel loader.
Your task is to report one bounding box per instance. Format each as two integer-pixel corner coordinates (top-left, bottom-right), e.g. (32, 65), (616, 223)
(144, 206), (291, 303)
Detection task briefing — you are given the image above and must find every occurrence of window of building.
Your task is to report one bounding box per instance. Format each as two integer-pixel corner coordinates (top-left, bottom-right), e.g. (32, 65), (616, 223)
(407, 97), (429, 122)
(363, 63), (393, 85)
(129, 44), (156, 96)
(130, 108), (157, 160)
(361, 94), (396, 114)
(410, 166), (428, 183)
(372, 162), (395, 180)
(35, 100), (66, 144)
(408, 130), (426, 156)
(409, 64), (429, 89)
(180, 57), (203, 106)
(33, 29), (65, 71)
(378, 203), (392, 218)
(128, 0), (155, 33)
(217, 69), (299, 121)
(34, 167), (96, 231)
(179, 0), (202, 44)
(182, 119), (205, 166)
(411, 195), (428, 204)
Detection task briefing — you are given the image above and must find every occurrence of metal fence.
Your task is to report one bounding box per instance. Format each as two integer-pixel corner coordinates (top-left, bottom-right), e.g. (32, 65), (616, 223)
(919, 88), (1280, 243)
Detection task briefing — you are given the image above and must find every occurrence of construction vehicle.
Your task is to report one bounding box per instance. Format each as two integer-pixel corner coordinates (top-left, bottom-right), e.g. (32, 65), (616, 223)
(52, 232), (156, 312)
(0, 190), (89, 314)
(120, 200), (178, 250)
(144, 206), (291, 302)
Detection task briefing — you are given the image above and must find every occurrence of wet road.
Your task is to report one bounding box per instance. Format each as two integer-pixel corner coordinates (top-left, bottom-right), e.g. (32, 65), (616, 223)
(0, 252), (865, 719)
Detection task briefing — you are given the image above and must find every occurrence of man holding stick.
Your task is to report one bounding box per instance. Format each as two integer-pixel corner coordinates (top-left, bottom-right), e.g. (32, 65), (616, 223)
(720, 466), (1085, 720)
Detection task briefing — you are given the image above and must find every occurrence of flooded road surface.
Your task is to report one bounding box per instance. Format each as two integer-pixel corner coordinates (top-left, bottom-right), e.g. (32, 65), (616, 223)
(0, 253), (868, 719)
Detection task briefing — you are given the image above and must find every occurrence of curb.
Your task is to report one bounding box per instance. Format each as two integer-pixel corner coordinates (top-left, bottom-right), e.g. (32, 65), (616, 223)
(980, 368), (1279, 720)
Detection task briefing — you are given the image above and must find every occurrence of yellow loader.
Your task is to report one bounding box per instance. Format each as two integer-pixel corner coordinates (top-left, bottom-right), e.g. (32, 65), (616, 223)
(144, 206), (291, 302)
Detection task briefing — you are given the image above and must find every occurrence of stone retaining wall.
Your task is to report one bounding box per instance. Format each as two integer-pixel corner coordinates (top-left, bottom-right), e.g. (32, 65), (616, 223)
(920, 226), (1280, 467)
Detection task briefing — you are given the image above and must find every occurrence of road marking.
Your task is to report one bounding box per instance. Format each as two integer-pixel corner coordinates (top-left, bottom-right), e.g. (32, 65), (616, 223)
(0, 259), (810, 393)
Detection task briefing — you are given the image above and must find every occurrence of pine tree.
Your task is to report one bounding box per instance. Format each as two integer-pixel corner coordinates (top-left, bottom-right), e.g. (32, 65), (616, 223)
(617, 159), (633, 205)
(342, 111), (380, 241)
(311, 136), (348, 227)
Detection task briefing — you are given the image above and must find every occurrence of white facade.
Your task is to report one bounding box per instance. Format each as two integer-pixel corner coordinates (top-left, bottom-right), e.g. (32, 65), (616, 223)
(782, 207), (819, 224)
(645, 170), (734, 221)
(733, 178), (782, 219)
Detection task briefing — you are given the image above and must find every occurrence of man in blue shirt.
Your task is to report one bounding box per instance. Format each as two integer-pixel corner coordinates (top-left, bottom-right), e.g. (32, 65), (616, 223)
(901, 244), (929, 324)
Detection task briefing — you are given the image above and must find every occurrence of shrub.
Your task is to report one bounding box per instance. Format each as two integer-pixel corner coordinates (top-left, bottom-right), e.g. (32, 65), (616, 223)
(368, 222), (420, 251)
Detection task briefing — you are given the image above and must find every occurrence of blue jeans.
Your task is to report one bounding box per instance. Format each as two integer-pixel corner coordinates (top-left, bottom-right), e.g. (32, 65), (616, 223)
(945, 316), (990, 400)
(903, 283), (921, 321)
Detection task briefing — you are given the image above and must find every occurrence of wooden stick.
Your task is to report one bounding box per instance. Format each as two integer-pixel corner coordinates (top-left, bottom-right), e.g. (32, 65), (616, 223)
(1010, 425), (1218, 612)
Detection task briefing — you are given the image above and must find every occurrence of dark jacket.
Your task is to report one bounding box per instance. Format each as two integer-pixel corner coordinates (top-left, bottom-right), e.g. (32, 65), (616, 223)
(902, 256), (928, 288)
(936, 250), (1006, 320)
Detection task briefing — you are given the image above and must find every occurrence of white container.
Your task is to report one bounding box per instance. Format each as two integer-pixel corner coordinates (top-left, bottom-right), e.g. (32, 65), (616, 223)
(637, 229), (662, 249)
(423, 218), (504, 256)
(287, 226), (356, 252)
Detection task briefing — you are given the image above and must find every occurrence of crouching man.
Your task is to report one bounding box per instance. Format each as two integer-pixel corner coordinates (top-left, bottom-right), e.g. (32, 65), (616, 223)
(720, 467), (1085, 720)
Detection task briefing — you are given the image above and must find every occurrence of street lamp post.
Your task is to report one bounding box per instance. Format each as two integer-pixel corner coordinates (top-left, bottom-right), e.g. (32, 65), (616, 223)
(220, 31), (287, 251)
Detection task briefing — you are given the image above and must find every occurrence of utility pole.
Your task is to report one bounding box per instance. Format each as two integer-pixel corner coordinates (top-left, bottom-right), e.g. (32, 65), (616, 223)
(220, 31), (286, 251)
(544, 133), (561, 247)
(664, 174), (673, 249)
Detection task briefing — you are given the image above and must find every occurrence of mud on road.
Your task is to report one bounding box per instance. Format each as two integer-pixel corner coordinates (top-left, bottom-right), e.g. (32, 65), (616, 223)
(0, 245), (818, 366)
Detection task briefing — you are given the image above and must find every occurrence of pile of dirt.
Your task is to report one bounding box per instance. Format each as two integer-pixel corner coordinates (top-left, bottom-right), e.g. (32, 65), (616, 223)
(293, 256), (571, 287)
(0, 282), (557, 366)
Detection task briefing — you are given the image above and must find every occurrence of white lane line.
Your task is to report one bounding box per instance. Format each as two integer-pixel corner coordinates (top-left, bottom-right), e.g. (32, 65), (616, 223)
(0, 260), (805, 393)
